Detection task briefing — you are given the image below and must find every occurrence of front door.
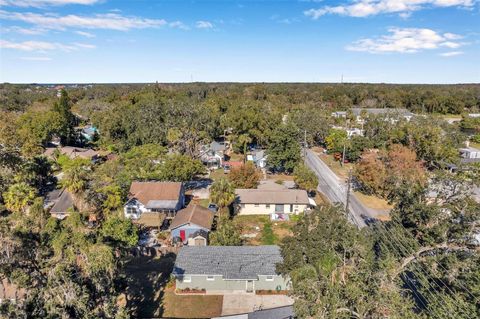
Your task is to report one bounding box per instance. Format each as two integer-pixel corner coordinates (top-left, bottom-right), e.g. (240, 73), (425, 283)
(180, 230), (186, 242)
(246, 280), (254, 293)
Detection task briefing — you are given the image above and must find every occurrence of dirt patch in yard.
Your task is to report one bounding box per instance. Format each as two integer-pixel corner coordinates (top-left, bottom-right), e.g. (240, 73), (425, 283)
(234, 215), (294, 245)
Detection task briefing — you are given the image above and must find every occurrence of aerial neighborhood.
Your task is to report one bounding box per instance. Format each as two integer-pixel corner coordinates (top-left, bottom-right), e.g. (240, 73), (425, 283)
(1, 83), (479, 319)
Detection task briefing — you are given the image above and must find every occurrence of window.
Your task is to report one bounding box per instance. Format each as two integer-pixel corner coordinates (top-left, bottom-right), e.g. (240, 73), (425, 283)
(254, 204), (259, 207)
(266, 276), (274, 281)
(206, 276), (215, 281)
(266, 204), (270, 208)
(290, 204), (293, 212)
(126, 206), (137, 215)
(183, 276), (191, 283)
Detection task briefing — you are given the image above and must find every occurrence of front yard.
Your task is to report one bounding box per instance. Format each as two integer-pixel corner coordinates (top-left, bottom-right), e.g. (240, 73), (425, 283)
(162, 291), (223, 318)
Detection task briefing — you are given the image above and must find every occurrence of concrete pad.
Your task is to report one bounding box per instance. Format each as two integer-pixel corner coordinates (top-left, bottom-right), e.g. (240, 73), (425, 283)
(221, 294), (294, 316)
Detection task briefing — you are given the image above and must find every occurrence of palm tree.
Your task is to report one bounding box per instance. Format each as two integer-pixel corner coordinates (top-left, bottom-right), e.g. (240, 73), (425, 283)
(210, 178), (235, 217)
(4, 182), (36, 214)
(61, 162), (89, 194)
(238, 134), (252, 162)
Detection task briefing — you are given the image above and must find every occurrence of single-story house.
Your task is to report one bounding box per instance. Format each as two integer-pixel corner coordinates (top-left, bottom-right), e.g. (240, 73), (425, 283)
(173, 245), (290, 294)
(43, 146), (101, 162)
(459, 147), (480, 163)
(235, 189), (312, 217)
(346, 128), (364, 138)
(124, 182), (185, 224)
(49, 189), (75, 220)
(351, 108), (415, 123)
(331, 111), (347, 118)
(169, 204), (215, 246)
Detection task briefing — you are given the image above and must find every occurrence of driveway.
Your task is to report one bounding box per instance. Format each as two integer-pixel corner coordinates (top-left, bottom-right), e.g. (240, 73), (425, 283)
(221, 294), (294, 316)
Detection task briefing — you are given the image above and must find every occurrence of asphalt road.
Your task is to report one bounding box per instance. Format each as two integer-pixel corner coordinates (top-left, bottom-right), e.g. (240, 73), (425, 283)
(305, 149), (371, 228)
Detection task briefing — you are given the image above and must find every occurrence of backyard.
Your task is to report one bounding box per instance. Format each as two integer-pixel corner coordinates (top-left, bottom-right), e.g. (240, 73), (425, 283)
(234, 215), (295, 245)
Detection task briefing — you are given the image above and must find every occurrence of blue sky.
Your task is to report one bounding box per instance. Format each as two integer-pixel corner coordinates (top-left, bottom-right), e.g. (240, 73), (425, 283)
(0, 0), (479, 83)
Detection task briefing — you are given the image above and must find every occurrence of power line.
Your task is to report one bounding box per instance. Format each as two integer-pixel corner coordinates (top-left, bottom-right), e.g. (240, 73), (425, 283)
(373, 221), (474, 317)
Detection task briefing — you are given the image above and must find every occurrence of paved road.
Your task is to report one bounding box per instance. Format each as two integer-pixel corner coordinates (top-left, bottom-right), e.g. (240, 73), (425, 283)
(305, 149), (372, 228)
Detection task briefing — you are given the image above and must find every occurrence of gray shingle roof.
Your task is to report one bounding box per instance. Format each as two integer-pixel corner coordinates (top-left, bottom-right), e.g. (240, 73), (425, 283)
(235, 189), (310, 205)
(351, 108), (414, 117)
(173, 246), (283, 280)
(50, 189), (74, 214)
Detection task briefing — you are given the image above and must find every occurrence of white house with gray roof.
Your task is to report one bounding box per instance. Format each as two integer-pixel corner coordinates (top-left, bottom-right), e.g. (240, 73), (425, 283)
(173, 246), (290, 294)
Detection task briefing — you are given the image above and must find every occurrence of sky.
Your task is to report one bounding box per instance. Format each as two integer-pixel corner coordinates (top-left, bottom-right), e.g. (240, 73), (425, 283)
(0, 0), (479, 84)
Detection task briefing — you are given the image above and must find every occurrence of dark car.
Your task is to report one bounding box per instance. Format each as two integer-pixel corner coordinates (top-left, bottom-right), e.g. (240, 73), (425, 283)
(207, 203), (218, 213)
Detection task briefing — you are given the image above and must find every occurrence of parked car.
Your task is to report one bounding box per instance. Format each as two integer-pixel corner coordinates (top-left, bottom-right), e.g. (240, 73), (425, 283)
(207, 203), (218, 213)
(223, 164), (231, 173)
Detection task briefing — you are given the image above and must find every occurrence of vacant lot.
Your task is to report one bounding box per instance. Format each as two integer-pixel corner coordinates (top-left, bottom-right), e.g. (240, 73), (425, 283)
(234, 215), (295, 245)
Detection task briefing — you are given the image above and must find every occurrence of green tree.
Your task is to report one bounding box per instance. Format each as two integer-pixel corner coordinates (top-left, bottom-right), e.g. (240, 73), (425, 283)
(100, 215), (138, 247)
(210, 178), (235, 216)
(293, 164), (318, 194)
(279, 205), (420, 319)
(3, 182), (36, 214)
(52, 89), (76, 145)
(266, 124), (301, 173)
(210, 217), (242, 246)
(60, 158), (91, 194)
(324, 128), (348, 154)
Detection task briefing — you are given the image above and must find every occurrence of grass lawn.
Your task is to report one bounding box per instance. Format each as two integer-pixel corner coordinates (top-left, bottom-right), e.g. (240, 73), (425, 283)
(227, 152), (245, 162)
(265, 173), (294, 182)
(470, 142), (480, 149)
(162, 291), (223, 319)
(234, 215), (294, 245)
(354, 191), (393, 211)
(209, 168), (227, 182)
(318, 153), (354, 180)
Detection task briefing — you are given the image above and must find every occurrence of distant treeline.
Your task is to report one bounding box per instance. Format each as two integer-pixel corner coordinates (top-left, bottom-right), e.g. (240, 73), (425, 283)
(1, 82), (479, 114)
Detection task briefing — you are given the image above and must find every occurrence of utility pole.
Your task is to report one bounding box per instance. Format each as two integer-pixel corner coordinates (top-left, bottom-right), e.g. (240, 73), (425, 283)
(345, 169), (352, 219)
(303, 130), (307, 163)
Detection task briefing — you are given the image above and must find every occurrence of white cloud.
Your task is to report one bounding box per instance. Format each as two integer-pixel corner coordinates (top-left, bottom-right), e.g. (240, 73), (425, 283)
(0, 10), (168, 31)
(439, 51), (464, 56)
(0, 0), (100, 7)
(196, 20), (214, 29)
(0, 39), (94, 52)
(169, 21), (190, 30)
(75, 30), (95, 38)
(72, 42), (95, 49)
(346, 28), (465, 53)
(305, 0), (476, 19)
(1, 25), (46, 35)
(20, 56), (52, 61)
